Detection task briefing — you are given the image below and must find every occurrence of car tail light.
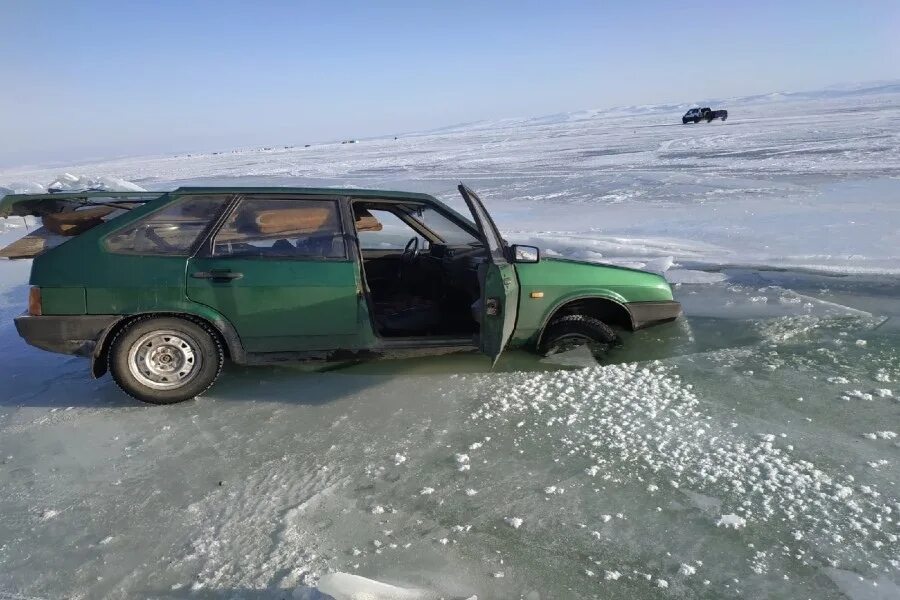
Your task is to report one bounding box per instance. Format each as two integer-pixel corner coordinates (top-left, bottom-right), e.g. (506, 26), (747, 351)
(28, 287), (42, 316)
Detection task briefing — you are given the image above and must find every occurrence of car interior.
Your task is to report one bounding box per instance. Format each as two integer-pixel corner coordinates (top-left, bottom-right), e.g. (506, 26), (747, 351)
(352, 200), (487, 339)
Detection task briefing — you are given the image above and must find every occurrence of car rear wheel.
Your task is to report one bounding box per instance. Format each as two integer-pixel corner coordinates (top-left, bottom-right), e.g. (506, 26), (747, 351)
(109, 316), (224, 404)
(538, 314), (618, 357)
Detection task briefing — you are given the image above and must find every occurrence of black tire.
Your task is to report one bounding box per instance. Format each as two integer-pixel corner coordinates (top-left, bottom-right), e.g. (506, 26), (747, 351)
(108, 316), (224, 404)
(538, 315), (618, 357)
(682, 118), (688, 124)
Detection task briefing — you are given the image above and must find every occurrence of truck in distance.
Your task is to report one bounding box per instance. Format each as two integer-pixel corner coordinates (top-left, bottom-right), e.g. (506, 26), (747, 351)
(682, 107), (728, 123)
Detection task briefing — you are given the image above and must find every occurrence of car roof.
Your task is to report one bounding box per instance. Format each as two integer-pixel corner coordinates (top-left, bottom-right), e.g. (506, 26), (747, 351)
(0, 186), (468, 224)
(171, 186), (439, 202)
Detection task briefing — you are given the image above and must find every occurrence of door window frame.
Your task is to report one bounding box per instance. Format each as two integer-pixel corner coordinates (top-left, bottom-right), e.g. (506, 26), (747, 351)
(457, 184), (508, 264)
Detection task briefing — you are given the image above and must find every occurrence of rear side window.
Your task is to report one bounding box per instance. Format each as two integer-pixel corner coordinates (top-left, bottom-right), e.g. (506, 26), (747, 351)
(105, 195), (226, 255)
(212, 197), (346, 259)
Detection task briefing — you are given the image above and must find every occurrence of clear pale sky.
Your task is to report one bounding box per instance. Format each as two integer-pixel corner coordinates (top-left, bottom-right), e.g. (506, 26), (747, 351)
(2, 0), (898, 167)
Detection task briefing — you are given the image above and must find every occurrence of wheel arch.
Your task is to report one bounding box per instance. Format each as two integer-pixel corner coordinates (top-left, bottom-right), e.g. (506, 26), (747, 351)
(91, 310), (245, 378)
(534, 295), (634, 349)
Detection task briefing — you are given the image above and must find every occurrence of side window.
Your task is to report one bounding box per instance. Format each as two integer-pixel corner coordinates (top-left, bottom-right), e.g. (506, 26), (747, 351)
(213, 197), (345, 259)
(105, 195), (226, 255)
(354, 207), (427, 250)
(406, 205), (478, 246)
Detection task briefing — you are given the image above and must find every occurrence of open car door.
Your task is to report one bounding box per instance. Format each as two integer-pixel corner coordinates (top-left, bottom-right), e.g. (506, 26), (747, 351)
(458, 184), (519, 365)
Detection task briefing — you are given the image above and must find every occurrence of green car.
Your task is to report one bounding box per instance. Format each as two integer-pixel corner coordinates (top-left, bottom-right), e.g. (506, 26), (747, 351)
(1, 185), (681, 404)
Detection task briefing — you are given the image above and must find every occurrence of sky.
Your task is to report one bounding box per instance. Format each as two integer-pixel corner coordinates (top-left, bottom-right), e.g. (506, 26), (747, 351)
(1, 0), (898, 167)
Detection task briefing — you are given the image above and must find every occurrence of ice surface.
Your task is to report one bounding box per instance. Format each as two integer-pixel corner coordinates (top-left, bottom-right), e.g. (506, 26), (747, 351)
(824, 568), (900, 600)
(0, 86), (898, 598)
(0, 274), (895, 599)
(316, 572), (435, 600)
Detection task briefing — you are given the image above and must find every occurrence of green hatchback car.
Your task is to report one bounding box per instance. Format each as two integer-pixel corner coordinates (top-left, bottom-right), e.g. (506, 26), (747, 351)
(1, 185), (681, 404)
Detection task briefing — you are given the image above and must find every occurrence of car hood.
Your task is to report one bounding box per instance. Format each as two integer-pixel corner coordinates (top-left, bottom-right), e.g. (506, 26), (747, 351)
(514, 256), (675, 303)
(541, 256), (663, 277)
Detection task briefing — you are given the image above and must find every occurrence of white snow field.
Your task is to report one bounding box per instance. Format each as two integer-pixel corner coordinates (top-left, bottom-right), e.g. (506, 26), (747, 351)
(0, 85), (899, 599)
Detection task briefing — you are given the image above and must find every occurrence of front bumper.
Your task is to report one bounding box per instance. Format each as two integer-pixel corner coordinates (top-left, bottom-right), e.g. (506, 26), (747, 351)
(628, 301), (682, 330)
(14, 313), (119, 357)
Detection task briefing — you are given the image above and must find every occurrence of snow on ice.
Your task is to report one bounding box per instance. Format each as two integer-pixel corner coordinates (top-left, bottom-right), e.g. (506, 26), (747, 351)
(467, 359), (899, 586)
(717, 514), (747, 530)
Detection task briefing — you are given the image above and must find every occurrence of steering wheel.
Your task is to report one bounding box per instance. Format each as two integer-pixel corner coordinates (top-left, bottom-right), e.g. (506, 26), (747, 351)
(401, 236), (420, 264)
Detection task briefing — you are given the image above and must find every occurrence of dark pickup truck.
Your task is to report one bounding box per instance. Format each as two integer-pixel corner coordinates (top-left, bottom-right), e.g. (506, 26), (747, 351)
(682, 107), (728, 124)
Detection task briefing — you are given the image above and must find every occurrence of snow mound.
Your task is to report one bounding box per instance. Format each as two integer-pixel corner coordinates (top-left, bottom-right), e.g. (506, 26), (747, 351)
(47, 173), (145, 193)
(0, 173), (145, 200)
(0, 181), (48, 196)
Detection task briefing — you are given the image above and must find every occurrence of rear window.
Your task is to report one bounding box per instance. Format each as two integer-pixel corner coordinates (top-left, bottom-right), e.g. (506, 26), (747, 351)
(104, 195), (226, 255)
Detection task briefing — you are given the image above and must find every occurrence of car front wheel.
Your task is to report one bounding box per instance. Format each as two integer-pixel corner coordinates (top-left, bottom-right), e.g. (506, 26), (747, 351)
(109, 316), (224, 404)
(538, 314), (618, 357)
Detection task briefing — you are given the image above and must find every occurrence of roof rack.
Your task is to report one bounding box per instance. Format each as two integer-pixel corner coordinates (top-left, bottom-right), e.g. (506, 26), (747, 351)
(0, 190), (168, 219)
(1, 191), (164, 202)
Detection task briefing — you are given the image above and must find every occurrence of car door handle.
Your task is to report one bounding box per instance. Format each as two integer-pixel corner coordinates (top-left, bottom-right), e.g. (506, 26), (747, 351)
(191, 270), (243, 281)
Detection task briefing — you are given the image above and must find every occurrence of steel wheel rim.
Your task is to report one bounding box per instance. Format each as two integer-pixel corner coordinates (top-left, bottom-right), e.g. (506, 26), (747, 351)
(127, 330), (202, 390)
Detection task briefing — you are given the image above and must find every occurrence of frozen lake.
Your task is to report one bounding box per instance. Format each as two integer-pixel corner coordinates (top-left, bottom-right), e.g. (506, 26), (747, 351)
(1, 87), (898, 599)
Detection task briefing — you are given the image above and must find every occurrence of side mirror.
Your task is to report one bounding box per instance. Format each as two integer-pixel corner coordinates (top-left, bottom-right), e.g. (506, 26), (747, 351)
(511, 244), (540, 263)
